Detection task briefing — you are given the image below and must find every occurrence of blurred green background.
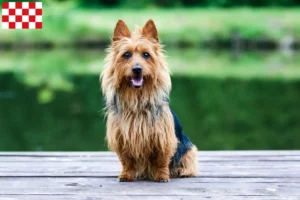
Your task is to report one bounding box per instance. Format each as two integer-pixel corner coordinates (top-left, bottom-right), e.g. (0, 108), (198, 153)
(0, 0), (300, 151)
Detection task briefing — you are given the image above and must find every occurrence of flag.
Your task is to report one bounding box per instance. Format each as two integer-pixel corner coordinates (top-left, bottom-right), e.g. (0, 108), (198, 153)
(2, 2), (42, 29)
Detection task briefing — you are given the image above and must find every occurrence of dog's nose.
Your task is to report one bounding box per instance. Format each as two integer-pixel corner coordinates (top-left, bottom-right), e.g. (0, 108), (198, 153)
(132, 65), (142, 74)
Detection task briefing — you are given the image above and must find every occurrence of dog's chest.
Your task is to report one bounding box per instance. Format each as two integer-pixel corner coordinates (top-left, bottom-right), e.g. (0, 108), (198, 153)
(117, 110), (162, 156)
(119, 110), (155, 137)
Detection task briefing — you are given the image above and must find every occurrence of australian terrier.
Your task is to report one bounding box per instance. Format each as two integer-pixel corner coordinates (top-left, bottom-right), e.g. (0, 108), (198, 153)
(101, 19), (197, 182)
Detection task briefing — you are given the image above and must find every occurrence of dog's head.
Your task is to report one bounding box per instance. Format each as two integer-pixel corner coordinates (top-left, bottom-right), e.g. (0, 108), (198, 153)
(101, 20), (171, 109)
(103, 19), (168, 91)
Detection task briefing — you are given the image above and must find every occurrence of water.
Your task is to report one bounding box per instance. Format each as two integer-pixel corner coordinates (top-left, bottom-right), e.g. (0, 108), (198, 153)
(1, 49), (300, 151)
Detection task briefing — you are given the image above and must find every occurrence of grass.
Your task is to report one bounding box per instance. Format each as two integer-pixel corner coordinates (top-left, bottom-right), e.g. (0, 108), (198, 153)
(1, 7), (300, 45)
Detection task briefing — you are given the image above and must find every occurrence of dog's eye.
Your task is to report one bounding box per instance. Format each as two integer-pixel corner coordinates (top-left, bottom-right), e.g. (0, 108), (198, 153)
(123, 52), (132, 59)
(143, 52), (150, 59)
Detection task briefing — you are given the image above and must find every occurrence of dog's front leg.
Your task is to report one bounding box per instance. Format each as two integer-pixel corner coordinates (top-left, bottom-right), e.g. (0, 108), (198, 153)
(117, 153), (136, 182)
(153, 152), (172, 182)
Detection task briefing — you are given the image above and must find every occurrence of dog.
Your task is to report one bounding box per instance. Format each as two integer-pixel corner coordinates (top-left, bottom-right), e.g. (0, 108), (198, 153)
(100, 19), (197, 182)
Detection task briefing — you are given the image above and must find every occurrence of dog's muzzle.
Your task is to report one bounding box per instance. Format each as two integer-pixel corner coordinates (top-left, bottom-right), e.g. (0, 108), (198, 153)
(131, 65), (143, 88)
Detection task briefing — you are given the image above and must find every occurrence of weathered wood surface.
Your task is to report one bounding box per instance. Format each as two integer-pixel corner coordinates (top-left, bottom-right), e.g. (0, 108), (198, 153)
(0, 151), (299, 200)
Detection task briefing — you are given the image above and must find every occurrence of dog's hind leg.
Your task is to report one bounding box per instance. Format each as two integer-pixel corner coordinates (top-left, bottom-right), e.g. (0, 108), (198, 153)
(171, 145), (198, 178)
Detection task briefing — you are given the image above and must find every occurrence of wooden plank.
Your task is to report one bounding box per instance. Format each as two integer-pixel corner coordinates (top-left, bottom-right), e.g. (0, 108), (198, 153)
(1, 159), (299, 177)
(1, 161), (299, 169)
(1, 155), (300, 162)
(1, 165), (300, 178)
(0, 151), (299, 156)
(0, 177), (299, 196)
(1, 176), (300, 183)
(0, 195), (299, 200)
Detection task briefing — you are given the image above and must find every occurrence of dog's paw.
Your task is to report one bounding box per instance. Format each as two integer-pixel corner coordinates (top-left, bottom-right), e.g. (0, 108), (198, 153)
(158, 179), (169, 183)
(118, 176), (134, 182)
(155, 177), (170, 183)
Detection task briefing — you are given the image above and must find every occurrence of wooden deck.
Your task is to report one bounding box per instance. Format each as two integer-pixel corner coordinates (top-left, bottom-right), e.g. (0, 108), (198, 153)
(0, 151), (299, 200)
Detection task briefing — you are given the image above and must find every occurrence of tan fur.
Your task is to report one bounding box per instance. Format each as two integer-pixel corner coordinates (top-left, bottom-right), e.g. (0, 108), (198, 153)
(170, 146), (198, 177)
(101, 19), (197, 182)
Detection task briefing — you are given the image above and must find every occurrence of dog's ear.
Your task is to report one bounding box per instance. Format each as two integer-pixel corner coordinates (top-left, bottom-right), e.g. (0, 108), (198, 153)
(142, 19), (159, 42)
(113, 20), (131, 41)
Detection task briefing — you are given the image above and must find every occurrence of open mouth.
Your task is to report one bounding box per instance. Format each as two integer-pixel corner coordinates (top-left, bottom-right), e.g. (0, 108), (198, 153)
(131, 76), (144, 88)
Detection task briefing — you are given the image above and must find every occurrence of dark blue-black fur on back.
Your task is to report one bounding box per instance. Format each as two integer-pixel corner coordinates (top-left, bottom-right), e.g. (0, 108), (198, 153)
(169, 108), (194, 168)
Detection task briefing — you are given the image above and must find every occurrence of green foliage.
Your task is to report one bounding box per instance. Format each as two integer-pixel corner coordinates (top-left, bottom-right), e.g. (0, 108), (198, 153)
(7, 0), (295, 8)
(1, 8), (300, 47)
(79, 0), (121, 8)
(76, 0), (300, 7)
(171, 76), (300, 150)
(0, 73), (299, 151)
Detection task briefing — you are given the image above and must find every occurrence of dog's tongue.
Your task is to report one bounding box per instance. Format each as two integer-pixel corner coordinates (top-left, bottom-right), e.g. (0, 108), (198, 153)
(131, 77), (143, 88)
